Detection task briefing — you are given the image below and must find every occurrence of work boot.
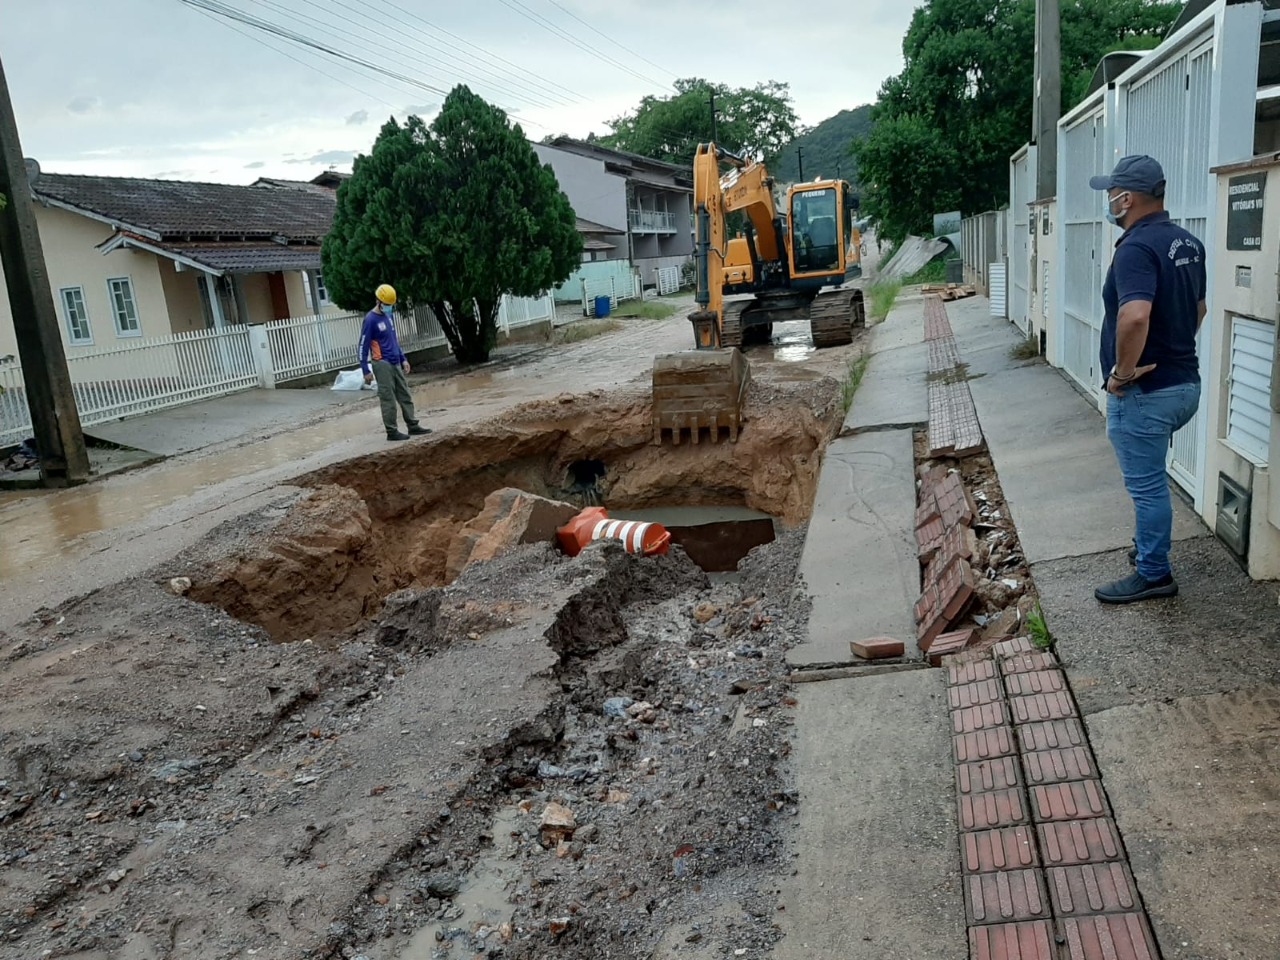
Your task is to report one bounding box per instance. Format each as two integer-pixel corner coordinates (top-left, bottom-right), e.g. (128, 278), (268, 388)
(1128, 540), (1137, 566)
(1094, 571), (1178, 605)
(408, 425), (432, 436)
(386, 430), (410, 441)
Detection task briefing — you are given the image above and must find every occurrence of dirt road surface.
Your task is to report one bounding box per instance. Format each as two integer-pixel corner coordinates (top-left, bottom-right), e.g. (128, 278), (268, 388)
(0, 292), (873, 960)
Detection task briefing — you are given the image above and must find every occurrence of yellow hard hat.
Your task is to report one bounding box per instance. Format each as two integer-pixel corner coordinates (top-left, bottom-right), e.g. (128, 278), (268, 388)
(375, 283), (397, 305)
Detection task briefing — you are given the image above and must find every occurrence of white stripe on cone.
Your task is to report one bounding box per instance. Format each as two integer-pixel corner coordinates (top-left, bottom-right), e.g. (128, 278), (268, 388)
(589, 518), (652, 554)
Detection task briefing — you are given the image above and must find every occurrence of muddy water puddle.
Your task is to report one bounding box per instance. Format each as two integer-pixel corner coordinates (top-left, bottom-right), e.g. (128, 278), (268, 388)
(387, 807), (522, 959)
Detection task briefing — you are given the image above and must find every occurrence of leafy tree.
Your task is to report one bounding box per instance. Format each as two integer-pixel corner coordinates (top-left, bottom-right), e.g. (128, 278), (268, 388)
(601, 78), (800, 167)
(323, 86), (581, 364)
(769, 105), (876, 185)
(854, 0), (1181, 245)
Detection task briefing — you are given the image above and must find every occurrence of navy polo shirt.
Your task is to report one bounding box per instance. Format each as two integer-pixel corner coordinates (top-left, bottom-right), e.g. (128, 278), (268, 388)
(1100, 211), (1206, 392)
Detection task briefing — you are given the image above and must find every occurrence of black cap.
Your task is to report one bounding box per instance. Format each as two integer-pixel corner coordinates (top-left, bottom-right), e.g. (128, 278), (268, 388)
(1089, 155), (1166, 197)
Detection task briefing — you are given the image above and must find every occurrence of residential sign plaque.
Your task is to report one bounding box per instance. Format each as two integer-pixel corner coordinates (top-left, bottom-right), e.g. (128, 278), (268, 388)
(1226, 173), (1266, 251)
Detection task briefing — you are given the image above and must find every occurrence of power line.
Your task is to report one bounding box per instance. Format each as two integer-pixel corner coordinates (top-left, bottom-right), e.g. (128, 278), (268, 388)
(540, 0), (678, 81)
(297, 0), (569, 110)
(365, 0), (586, 105)
(187, 4), (402, 110)
(495, 0), (671, 91)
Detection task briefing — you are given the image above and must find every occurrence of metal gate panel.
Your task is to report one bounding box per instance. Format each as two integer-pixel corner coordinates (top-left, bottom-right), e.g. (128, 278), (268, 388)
(1059, 108), (1106, 399)
(1123, 44), (1214, 499)
(1011, 151), (1032, 334)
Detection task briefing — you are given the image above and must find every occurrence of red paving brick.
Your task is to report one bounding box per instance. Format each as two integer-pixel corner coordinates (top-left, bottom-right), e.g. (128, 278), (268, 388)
(1023, 748), (1098, 785)
(953, 702), (1010, 733)
(948, 657), (998, 685)
(1048, 863), (1141, 916)
(916, 515), (946, 560)
(1000, 651), (1060, 675)
(1003, 670), (1067, 696)
(959, 787), (1028, 830)
(1061, 914), (1160, 960)
(966, 870), (1051, 925)
(1038, 819), (1124, 866)
(993, 636), (1037, 657)
(916, 495), (941, 529)
(936, 472), (975, 528)
(1017, 719), (1088, 752)
(954, 727), (1017, 763)
(961, 826), (1039, 873)
(929, 628), (977, 665)
(949, 678), (1004, 709)
(1010, 691), (1078, 724)
(1030, 781), (1110, 822)
(957, 757), (1021, 795)
(969, 921), (1056, 960)
(918, 558), (975, 650)
(850, 637), (905, 660)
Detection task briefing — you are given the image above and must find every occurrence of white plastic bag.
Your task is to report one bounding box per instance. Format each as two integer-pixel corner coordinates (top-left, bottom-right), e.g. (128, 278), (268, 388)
(332, 369), (367, 392)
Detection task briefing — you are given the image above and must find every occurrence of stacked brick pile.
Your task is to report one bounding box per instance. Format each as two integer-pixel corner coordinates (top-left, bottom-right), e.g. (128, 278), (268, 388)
(915, 466), (980, 663)
(947, 640), (1160, 960)
(926, 295), (984, 457)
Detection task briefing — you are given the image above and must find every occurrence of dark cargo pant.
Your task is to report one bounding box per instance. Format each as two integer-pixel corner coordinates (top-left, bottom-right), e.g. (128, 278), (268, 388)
(370, 360), (419, 434)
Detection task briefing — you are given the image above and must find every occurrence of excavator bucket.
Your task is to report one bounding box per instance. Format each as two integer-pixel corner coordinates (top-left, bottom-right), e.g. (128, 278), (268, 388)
(651, 349), (751, 445)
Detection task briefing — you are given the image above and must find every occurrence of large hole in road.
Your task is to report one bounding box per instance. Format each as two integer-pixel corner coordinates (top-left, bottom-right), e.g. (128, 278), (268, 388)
(190, 381), (842, 644)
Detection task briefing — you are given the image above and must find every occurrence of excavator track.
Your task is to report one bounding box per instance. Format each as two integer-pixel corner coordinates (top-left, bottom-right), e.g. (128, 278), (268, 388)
(808, 287), (864, 349)
(720, 300), (750, 348)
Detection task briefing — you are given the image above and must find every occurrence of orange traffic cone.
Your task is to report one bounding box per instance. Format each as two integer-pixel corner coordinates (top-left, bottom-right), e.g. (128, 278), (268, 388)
(556, 507), (671, 558)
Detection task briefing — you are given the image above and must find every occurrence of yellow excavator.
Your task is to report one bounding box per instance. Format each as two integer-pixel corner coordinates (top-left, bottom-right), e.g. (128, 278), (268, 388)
(650, 143), (866, 445)
(686, 142), (866, 349)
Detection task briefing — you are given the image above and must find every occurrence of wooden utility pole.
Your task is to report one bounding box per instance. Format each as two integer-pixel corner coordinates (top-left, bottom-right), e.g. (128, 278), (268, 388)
(0, 53), (89, 484)
(797, 147), (804, 182)
(709, 91), (718, 144)
(1033, 0), (1062, 200)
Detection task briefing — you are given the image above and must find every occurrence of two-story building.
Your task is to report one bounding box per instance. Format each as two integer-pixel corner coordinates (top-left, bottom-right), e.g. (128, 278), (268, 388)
(532, 137), (693, 291)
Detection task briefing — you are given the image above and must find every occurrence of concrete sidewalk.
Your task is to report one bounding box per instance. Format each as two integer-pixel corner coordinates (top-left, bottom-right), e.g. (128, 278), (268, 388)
(946, 295), (1280, 960)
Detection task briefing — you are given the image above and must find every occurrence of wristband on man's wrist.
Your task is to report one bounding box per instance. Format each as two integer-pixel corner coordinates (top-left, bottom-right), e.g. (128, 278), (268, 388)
(1109, 368), (1135, 383)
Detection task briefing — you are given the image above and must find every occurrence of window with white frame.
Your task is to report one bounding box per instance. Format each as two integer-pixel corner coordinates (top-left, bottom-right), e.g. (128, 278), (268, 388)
(1227, 315), (1276, 465)
(315, 270), (331, 305)
(107, 277), (141, 336)
(60, 286), (92, 344)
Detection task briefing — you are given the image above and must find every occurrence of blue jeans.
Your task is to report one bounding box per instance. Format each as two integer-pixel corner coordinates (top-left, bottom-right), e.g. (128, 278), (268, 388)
(1106, 381), (1200, 580)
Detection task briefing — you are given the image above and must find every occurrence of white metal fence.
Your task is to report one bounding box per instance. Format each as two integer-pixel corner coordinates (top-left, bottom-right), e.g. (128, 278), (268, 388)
(0, 292), (558, 449)
(582, 274), (641, 314)
(656, 265), (680, 296)
(1, 325), (260, 448)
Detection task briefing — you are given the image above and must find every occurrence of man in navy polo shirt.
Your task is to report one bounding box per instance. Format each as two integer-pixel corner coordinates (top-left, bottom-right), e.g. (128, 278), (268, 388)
(1090, 155), (1206, 604)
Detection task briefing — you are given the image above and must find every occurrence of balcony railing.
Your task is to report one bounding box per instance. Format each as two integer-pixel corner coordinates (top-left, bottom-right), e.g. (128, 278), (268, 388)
(628, 208), (678, 234)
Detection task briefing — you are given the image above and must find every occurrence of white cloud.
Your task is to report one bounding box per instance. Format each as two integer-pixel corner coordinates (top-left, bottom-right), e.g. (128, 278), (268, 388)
(345, 109), (369, 126)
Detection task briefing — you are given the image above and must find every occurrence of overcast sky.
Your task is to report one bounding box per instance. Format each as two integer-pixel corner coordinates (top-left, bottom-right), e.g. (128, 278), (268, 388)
(3, 0), (918, 184)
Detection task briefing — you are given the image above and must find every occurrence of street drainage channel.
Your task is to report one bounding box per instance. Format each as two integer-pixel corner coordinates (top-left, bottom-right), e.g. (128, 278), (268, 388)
(187, 386), (837, 645)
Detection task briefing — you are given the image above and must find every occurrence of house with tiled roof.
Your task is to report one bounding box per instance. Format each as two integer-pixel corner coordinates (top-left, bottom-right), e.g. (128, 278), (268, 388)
(0, 164), (339, 360)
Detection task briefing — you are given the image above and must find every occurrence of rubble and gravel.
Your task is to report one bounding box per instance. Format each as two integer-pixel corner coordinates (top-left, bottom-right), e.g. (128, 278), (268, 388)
(0, 382), (832, 960)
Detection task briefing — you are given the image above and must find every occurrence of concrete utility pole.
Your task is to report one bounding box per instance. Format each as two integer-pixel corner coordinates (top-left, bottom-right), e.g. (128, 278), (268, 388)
(797, 147), (804, 182)
(0, 54), (89, 484)
(709, 91), (718, 145)
(1033, 0), (1062, 200)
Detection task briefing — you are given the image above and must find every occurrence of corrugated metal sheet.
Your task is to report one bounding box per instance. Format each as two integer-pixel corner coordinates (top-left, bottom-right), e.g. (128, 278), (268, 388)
(989, 264), (1008, 318)
(1228, 317), (1275, 465)
(878, 236), (950, 281)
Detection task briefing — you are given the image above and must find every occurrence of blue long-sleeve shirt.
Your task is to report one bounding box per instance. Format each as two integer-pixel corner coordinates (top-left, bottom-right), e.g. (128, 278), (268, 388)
(359, 309), (406, 375)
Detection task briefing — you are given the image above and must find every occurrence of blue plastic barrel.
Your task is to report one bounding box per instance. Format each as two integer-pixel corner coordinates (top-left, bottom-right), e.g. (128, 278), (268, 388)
(594, 295), (611, 318)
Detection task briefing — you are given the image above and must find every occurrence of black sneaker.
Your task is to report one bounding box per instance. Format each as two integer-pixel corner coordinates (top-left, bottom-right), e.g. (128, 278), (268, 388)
(408, 425), (432, 436)
(386, 430), (410, 441)
(1095, 571), (1178, 605)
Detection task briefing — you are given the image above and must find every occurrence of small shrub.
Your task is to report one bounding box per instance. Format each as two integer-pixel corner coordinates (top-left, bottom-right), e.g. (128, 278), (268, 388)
(1027, 604), (1052, 650)
(842, 355), (871, 413)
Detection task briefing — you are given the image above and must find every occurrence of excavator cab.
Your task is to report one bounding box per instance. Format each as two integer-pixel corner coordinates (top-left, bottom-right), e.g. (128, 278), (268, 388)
(787, 181), (858, 281)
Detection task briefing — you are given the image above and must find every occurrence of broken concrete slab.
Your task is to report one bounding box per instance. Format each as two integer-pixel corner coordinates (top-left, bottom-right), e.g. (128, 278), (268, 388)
(446, 487), (580, 580)
(947, 297), (1201, 563)
(842, 341), (929, 436)
(774, 670), (966, 960)
(789, 430), (918, 668)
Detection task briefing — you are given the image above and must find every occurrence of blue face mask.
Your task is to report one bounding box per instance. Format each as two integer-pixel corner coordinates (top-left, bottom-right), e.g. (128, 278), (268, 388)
(382, 306), (395, 320)
(1105, 192), (1130, 228)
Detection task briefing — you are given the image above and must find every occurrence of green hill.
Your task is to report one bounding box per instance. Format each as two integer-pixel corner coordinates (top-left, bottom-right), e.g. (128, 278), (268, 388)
(770, 105), (875, 185)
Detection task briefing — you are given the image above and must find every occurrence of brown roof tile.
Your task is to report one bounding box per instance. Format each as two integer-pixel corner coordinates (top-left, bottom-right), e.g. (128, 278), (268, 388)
(35, 172), (334, 240)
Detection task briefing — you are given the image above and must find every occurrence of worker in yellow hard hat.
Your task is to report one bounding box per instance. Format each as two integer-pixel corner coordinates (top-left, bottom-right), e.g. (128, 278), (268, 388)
(360, 283), (430, 441)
